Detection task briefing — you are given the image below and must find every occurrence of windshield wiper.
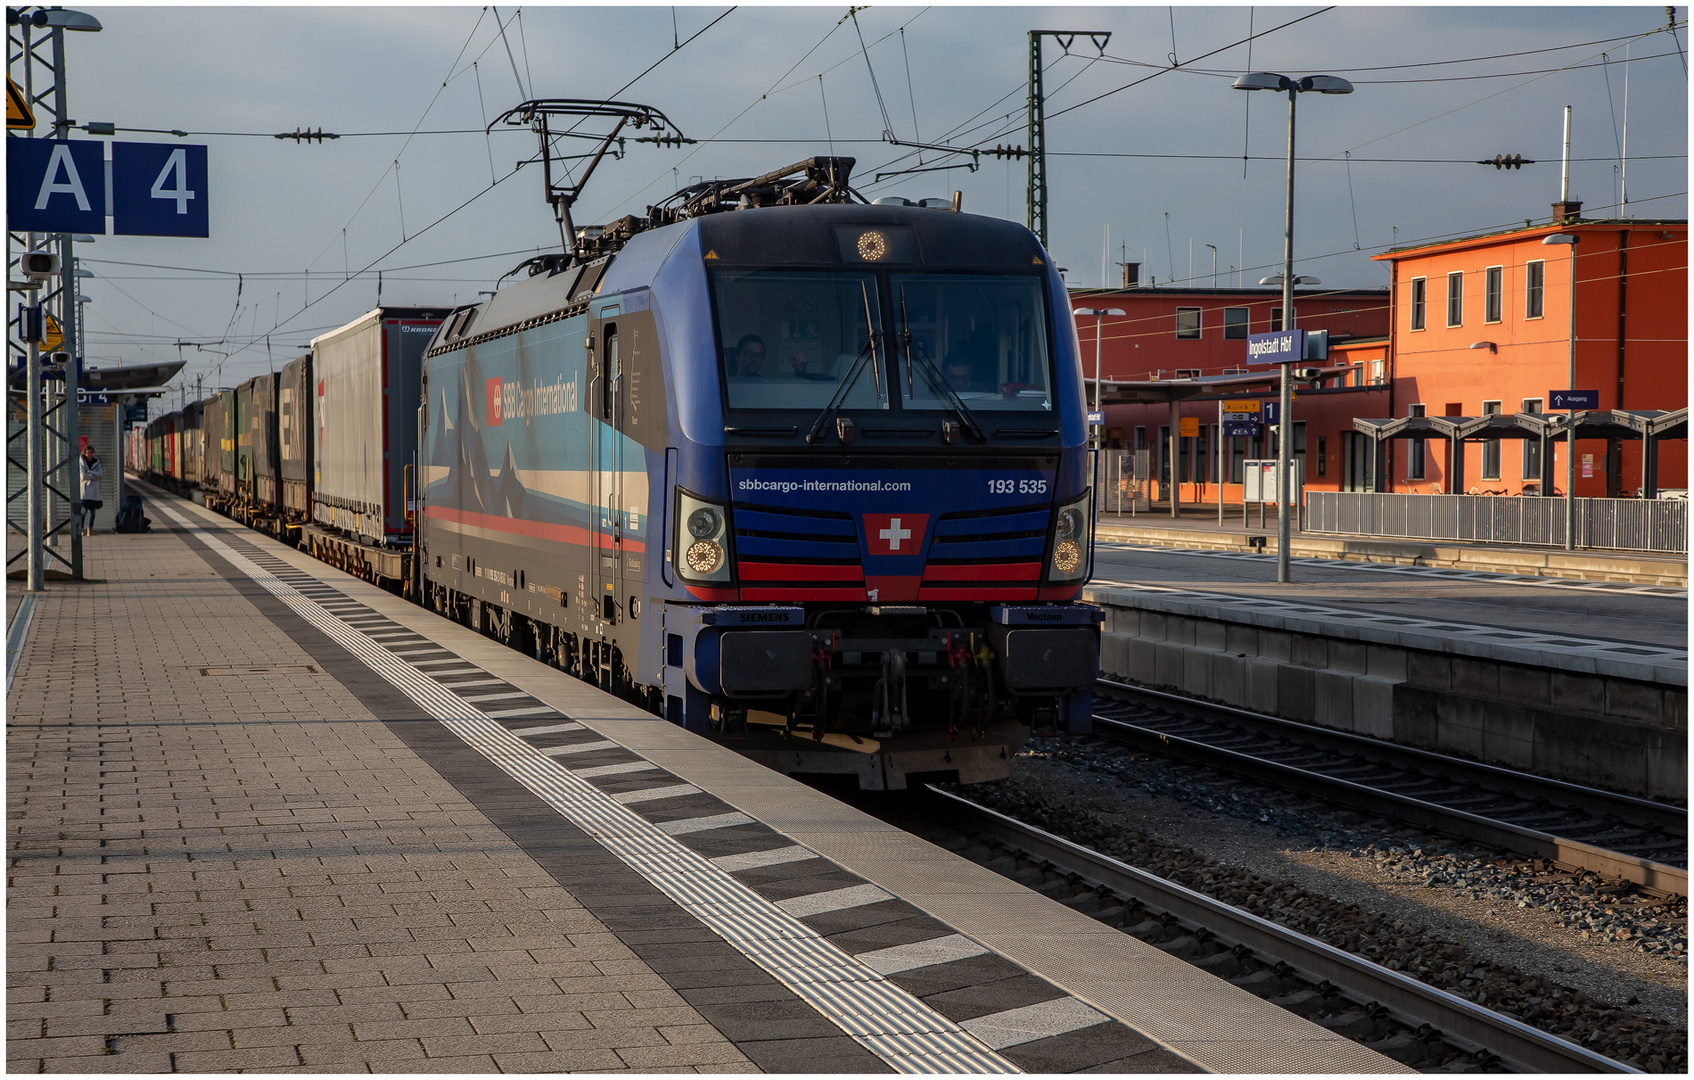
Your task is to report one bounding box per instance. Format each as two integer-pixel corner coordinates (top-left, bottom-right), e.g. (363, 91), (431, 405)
(805, 282), (882, 444)
(898, 286), (986, 444)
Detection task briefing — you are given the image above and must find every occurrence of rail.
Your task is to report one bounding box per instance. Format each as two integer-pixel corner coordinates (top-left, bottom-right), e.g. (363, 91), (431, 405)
(1305, 491), (1688, 554)
(1094, 678), (1686, 896)
(924, 787), (1636, 1074)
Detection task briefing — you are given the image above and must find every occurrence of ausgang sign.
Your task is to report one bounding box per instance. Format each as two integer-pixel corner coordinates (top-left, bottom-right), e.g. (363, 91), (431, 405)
(1245, 329), (1306, 366)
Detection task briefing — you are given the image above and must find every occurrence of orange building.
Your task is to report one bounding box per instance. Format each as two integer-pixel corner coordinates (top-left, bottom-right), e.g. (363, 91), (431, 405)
(1374, 217), (1687, 497)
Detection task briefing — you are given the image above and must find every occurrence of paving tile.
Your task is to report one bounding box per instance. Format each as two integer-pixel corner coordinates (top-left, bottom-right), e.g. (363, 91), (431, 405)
(731, 1035), (894, 1074)
(921, 972), (1069, 1022)
(1001, 1020), (1197, 1073)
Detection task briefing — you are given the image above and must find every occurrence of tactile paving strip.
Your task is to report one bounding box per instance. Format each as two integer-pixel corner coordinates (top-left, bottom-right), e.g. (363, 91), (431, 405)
(153, 504), (1022, 1075)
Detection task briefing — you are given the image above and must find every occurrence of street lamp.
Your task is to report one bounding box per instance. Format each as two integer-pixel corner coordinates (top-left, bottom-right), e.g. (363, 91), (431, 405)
(1233, 70), (1353, 584)
(1073, 307), (1125, 449)
(1543, 231), (1580, 549)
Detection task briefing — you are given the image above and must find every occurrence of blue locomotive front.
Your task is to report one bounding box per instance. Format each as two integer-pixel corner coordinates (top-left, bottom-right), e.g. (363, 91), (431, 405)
(420, 170), (1100, 789)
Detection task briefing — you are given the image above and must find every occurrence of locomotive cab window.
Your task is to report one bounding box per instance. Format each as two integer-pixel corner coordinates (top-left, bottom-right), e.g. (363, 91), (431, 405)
(712, 269), (885, 411)
(895, 274), (1053, 412)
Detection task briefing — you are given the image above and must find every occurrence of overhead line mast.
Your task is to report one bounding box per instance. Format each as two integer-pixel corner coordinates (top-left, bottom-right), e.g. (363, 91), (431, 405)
(1026, 30), (1110, 249)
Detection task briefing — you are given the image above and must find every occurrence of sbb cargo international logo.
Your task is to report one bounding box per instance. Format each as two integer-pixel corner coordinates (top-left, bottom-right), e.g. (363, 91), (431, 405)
(486, 377), (503, 426)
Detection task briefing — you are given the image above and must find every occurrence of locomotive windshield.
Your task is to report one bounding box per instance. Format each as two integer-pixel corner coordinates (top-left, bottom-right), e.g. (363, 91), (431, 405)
(711, 268), (1053, 413)
(712, 269), (887, 411)
(894, 274), (1052, 412)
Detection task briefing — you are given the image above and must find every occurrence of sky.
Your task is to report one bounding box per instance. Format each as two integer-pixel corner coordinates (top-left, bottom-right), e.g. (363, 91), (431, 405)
(21, 4), (1688, 404)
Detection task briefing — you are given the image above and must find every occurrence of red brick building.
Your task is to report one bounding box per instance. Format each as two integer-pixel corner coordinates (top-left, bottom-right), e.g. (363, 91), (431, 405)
(1070, 284), (1391, 502)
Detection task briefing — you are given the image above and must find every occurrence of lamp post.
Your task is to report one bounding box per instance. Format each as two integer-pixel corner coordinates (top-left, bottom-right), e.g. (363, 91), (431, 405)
(1233, 71), (1353, 584)
(1205, 244), (1218, 288)
(1542, 232), (1580, 549)
(1073, 307), (1125, 449)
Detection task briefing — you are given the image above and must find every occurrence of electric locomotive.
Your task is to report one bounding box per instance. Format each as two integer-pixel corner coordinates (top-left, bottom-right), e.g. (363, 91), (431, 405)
(418, 156), (1101, 790)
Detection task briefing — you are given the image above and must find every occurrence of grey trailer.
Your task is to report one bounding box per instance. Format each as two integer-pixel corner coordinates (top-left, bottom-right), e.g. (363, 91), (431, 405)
(311, 307), (449, 544)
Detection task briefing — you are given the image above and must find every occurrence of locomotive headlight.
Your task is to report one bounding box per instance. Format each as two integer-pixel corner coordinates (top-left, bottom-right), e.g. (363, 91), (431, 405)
(1047, 491), (1093, 583)
(686, 540), (724, 574)
(687, 506), (720, 539)
(675, 489), (733, 584)
(1056, 506), (1085, 541)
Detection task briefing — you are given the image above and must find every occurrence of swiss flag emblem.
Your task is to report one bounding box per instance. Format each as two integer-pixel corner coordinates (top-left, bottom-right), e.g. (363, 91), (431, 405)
(485, 377), (503, 426)
(864, 513), (928, 556)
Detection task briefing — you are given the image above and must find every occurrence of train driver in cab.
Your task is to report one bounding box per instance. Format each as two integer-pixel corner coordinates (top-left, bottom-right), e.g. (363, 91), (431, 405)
(729, 334), (768, 377)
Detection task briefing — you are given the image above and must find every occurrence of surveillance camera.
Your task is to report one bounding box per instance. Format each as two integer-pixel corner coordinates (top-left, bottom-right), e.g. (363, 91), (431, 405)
(1294, 366), (1321, 380)
(20, 252), (60, 279)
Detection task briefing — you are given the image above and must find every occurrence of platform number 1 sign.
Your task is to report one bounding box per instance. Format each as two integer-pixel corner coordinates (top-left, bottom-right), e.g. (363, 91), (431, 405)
(112, 142), (208, 237)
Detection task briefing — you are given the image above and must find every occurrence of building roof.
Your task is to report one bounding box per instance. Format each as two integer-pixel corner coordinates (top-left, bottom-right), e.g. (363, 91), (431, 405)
(1372, 218), (1687, 262)
(1067, 285), (1386, 300)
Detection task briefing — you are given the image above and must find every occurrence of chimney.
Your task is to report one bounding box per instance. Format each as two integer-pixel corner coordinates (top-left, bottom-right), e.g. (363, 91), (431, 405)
(1119, 261), (1140, 289)
(1552, 106), (1580, 223)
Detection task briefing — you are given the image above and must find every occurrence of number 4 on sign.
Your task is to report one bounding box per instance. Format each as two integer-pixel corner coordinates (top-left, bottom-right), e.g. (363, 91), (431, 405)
(151, 148), (194, 214)
(112, 141), (208, 237)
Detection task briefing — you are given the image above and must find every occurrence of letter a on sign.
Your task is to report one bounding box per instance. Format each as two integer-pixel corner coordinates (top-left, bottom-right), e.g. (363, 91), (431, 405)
(6, 139), (105, 233)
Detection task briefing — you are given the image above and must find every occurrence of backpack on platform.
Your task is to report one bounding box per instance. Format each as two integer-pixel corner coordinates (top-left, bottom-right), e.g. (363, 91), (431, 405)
(114, 494), (151, 533)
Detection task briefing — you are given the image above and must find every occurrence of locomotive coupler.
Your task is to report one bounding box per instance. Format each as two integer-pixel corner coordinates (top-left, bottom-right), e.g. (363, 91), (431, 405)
(872, 648), (910, 738)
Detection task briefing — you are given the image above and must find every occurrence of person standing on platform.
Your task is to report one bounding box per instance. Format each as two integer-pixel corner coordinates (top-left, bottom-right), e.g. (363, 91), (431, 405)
(78, 442), (103, 536)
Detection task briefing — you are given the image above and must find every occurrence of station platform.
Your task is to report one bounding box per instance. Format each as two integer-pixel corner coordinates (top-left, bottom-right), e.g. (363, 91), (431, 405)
(1084, 535), (1686, 799)
(5, 487), (1399, 1074)
(1096, 509), (1688, 588)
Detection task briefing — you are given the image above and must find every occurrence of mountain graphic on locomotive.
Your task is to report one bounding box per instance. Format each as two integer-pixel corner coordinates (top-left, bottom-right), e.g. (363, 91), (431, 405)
(136, 102), (1102, 791)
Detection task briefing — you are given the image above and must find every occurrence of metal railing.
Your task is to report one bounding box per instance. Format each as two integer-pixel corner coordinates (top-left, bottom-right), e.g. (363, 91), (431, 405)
(1102, 450), (1151, 514)
(1306, 491), (1688, 554)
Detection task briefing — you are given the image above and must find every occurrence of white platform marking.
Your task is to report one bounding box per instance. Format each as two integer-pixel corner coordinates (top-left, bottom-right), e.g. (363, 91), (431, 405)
(778, 883), (895, 917)
(574, 760), (662, 779)
(963, 996), (1110, 1050)
(711, 845), (818, 872)
(540, 740), (619, 756)
(858, 934), (990, 975)
(611, 783), (701, 805)
(656, 811), (755, 836)
(511, 722), (585, 737)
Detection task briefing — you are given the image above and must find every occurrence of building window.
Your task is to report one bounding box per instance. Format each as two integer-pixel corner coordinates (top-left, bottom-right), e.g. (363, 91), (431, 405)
(1482, 400), (1502, 480)
(1409, 277), (1426, 331)
(1407, 404), (1425, 480)
(1174, 369), (1201, 380)
(1317, 435), (1327, 477)
(1446, 271), (1464, 327)
(1484, 265), (1502, 323)
(1175, 307), (1201, 339)
(1134, 426), (1145, 451)
(1269, 306), (1295, 331)
(1223, 307), (1249, 339)
(1525, 260), (1545, 319)
(1369, 359), (1385, 385)
(1521, 398), (1543, 479)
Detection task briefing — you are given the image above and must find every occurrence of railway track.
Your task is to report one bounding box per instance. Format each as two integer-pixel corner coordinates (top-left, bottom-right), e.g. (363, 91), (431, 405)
(1092, 678), (1687, 896)
(920, 786), (1637, 1074)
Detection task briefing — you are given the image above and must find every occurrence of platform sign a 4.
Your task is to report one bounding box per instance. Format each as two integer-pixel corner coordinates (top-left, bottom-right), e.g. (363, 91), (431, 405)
(112, 142), (208, 237)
